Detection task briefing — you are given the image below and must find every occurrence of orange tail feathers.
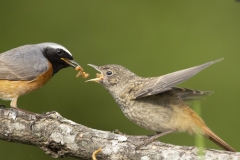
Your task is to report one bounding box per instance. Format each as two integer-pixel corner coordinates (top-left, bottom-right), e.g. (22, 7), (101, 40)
(202, 126), (236, 152)
(184, 106), (235, 152)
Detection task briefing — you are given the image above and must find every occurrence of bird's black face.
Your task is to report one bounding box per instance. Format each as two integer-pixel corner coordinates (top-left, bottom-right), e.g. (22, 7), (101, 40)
(43, 46), (80, 75)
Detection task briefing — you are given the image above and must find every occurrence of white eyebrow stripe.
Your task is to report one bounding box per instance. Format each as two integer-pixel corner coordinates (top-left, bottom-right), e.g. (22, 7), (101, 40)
(50, 44), (72, 56)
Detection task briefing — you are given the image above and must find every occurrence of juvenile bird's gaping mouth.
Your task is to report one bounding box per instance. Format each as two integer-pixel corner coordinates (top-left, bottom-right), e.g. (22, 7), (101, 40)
(86, 64), (103, 83)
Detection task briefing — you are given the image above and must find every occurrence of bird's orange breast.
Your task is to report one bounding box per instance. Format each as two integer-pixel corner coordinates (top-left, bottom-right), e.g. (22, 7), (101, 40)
(0, 62), (53, 100)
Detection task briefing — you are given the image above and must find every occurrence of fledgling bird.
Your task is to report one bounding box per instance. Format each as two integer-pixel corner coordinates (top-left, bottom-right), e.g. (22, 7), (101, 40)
(87, 58), (236, 152)
(0, 43), (82, 108)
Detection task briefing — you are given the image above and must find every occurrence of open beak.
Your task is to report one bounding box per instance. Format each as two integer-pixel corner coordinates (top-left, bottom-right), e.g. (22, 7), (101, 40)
(86, 64), (103, 83)
(61, 58), (82, 69)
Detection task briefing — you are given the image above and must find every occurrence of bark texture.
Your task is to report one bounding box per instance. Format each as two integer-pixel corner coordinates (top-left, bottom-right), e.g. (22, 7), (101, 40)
(0, 107), (239, 160)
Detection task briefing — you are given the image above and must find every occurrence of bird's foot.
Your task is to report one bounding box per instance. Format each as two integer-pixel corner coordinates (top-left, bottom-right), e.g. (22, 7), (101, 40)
(113, 129), (126, 135)
(135, 134), (159, 150)
(10, 107), (37, 115)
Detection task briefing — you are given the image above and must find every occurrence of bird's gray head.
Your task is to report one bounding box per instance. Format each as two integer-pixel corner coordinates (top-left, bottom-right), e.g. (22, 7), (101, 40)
(86, 64), (137, 94)
(37, 43), (80, 75)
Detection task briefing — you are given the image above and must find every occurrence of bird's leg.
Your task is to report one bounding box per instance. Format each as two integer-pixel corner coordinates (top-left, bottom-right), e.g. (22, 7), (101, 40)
(10, 97), (37, 115)
(136, 129), (176, 150)
(10, 97), (18, 108)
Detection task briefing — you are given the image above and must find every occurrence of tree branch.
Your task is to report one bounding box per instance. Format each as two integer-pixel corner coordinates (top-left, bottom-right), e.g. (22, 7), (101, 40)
(0, 107), (238, 159)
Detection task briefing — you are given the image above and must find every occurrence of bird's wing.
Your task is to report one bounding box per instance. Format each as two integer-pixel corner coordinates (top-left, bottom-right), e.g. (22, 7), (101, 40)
(0, 45), (49, 81)
(133, 58), (223, 99)
(172, 87), (212, 101)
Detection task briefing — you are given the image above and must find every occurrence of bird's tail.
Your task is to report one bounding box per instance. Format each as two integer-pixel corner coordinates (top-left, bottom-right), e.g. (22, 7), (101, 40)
(184, 107), (236, 152)
(201, 125), (236, 152)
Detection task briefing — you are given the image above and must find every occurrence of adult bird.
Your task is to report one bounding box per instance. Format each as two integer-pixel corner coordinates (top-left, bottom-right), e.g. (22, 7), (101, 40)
(0, 42), (81, 108)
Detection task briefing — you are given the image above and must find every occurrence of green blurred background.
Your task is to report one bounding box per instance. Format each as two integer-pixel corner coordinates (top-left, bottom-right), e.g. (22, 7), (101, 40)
(0, 0), (240, 159)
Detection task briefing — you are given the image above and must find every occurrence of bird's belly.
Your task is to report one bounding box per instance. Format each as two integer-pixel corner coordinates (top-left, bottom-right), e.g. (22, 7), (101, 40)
(121, 103), (174, 133)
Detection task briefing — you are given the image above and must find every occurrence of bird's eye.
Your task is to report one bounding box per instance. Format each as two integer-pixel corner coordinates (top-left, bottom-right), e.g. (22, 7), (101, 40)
(56, 49), (62, 55)
(106, 71), (113, 76)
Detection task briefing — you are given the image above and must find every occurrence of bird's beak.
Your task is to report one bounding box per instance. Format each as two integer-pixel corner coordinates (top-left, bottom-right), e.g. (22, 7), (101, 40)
(86, 64), (103, 83)
(61, 58), (89, 78)
(61, 58), (81, 69)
